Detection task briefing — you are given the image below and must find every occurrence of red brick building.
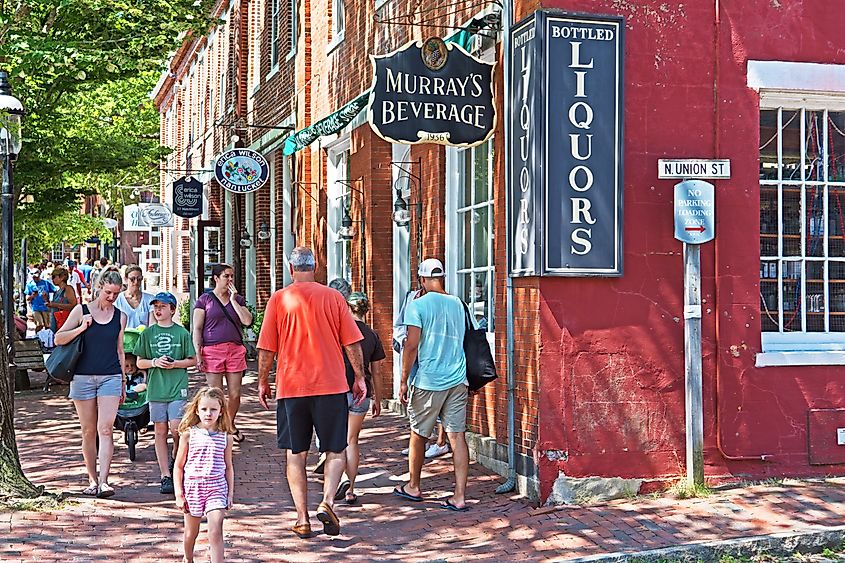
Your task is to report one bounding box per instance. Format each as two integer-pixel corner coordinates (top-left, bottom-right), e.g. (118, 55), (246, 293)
(155, 0), (845, 504)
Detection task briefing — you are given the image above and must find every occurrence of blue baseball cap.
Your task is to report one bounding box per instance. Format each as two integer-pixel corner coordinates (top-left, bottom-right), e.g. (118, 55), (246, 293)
(151, 292), (178, 307)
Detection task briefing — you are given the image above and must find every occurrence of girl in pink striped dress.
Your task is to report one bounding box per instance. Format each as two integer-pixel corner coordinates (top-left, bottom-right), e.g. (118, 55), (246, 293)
(174, 387), (234, 563)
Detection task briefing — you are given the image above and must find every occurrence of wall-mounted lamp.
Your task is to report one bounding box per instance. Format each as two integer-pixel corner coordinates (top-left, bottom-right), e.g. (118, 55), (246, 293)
(392, 190), (411, 226)
(240, 228), (252, 248)
(338, 206), (355, 240)
(257, 221), (271, 241)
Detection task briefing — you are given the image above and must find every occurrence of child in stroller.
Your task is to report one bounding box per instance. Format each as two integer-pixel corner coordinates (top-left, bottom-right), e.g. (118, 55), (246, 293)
(114, 328), (151, 461)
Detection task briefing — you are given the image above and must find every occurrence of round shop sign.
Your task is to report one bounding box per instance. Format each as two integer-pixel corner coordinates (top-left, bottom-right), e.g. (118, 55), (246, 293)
(214, 149), (270, 193)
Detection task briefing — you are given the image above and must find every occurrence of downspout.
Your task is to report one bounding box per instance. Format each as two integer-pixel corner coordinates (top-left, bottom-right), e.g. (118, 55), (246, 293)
(496, 0), (517, 495)
(712, 0), (770, 462)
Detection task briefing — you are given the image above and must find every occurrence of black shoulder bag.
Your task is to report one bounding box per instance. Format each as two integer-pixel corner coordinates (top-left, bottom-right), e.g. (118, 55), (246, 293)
(209, 293), (256, 360)
(45, 304), (89, 383)
(461, 302), (497, 392)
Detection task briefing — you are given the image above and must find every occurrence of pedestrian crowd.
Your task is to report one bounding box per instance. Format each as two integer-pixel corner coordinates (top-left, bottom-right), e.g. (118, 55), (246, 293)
(36, 247), (480, 563)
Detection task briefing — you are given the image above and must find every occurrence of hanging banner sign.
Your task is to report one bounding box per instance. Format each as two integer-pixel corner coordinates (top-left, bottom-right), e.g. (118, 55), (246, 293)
(173, 176), (204, 218)
(282, 92), (370, 156)
(123, 203), (175, 231)
(368, 37), (496, 147)
(213, 149), (270, 193)
(508, 10), (624, 277)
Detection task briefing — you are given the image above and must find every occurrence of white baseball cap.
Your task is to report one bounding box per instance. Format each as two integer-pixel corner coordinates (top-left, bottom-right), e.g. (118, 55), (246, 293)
(418, 258), (445, 277)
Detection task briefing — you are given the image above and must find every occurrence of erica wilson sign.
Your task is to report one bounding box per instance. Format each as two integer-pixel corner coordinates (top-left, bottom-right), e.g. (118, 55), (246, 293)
(509, 11), (624, 277)
(368, 38), (496, 147)
(214, 149), (270, 194)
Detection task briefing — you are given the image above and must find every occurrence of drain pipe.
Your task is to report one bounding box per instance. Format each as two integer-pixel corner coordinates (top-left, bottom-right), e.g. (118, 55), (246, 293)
(496, 0), (517, 495)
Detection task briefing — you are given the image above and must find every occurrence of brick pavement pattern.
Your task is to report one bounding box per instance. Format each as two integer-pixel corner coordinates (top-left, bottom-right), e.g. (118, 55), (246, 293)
(8, 372), (845, 562)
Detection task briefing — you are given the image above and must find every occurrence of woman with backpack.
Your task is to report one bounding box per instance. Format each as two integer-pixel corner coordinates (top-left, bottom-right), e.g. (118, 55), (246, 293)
(192, 264), (253, 443)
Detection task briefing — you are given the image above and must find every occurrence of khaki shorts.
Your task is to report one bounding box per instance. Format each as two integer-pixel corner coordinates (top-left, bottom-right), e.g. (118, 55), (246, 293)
(408, 383), (468, 438)
(33, 310), (50, 327)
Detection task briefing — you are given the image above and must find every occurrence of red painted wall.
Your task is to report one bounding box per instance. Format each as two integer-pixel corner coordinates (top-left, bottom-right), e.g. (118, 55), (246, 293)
(533, 0), (845, 498)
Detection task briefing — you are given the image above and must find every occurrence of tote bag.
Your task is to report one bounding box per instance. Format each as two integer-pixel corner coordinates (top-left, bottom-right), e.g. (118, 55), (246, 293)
(45, 304), (87, 382)
(462, 302), (497, 392)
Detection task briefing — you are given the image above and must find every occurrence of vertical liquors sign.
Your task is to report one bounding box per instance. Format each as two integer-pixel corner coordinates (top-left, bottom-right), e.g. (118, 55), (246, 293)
(509, 11), (624, 276)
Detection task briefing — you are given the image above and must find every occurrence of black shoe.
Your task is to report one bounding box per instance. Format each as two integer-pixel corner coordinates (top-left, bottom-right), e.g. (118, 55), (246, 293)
(160, 476), (174, 494)
(313, 453), (326, 475)
(169, 457), (175, 475)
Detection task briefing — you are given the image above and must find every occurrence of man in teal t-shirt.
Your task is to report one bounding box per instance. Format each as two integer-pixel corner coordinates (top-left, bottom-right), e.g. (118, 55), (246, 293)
(134, 292), (197, 495)
(396, 258), (471, 512)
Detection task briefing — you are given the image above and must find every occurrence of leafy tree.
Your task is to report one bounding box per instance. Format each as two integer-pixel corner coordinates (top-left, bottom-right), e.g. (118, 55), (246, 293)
(0, 0), (215, 500)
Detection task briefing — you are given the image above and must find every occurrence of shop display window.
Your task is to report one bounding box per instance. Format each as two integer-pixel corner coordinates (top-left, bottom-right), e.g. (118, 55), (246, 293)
(760, 106), (845, 344)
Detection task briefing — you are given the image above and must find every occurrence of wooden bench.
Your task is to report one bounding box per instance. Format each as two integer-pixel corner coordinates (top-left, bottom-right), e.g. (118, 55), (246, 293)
(13, 338), (46, 391)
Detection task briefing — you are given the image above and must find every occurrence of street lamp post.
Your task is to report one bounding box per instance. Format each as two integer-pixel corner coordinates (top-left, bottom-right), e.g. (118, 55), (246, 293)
(0, 71), (23, 388)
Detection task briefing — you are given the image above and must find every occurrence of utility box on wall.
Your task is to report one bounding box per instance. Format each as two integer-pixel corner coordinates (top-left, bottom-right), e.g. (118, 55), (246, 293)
(808, 409), (845, 465)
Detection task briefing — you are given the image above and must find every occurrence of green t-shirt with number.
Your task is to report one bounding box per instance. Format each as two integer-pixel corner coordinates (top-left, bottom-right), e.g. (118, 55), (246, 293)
(133, 323), (196, 403)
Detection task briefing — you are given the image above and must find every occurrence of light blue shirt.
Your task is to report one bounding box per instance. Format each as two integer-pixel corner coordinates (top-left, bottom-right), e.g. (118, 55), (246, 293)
(115, 291), (155, 329)
(404, 292), (468, 391)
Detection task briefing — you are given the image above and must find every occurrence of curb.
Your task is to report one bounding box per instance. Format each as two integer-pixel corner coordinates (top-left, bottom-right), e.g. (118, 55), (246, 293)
(561, 525), (845, 562)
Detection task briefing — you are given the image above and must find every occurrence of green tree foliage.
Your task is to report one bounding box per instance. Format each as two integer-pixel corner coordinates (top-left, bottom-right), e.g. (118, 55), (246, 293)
(0, 0), (215, 255)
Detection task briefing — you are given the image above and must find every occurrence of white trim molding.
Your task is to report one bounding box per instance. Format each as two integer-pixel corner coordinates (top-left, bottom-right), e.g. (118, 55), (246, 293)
(748, 60), (845, 94)
(756, 351), (845, 367)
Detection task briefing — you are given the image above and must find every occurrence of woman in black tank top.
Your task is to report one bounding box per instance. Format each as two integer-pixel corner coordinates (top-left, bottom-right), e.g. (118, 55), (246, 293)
(55, 270), (127, 498)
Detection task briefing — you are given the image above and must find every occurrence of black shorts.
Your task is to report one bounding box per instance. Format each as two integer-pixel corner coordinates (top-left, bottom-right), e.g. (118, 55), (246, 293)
(276, 393), (348, 454)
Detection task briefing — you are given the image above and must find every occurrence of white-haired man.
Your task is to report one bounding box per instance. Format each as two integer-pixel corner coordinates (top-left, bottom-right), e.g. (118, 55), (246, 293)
(257, 247), (366, 538)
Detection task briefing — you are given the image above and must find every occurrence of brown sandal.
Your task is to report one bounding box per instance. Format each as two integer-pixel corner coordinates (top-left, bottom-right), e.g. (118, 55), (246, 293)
(316, 502), (340, 536)
(291, 523), (312, 539)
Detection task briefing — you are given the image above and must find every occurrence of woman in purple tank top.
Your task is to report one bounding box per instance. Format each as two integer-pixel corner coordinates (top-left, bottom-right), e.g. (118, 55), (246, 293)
(55, 270), (128, 498)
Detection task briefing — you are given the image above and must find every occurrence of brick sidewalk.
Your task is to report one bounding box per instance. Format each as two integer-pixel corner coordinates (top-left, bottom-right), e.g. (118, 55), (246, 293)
(8, 371), (845, 562)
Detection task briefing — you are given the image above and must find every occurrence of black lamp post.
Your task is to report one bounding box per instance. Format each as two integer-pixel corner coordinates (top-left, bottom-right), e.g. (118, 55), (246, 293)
(0, 71), (24, 370)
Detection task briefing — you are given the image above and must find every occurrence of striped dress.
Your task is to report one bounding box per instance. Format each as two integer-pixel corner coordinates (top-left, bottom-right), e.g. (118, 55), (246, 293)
(183, 426), (229, 517)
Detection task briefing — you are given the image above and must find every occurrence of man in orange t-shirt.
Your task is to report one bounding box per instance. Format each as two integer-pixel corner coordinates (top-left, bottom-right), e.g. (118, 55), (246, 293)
(257, 246), (366, 539)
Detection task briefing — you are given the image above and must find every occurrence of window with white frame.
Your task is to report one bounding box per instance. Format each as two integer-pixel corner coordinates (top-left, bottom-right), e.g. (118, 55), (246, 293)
(327, 146), (352, 283)
(51, 243), (64, 262)
(289, 0), (297, 54)
(759, 100), (845, 350)
(452, 139), (495, 331)
(331, 0), (345, 45)
(270, 0), (280, 67)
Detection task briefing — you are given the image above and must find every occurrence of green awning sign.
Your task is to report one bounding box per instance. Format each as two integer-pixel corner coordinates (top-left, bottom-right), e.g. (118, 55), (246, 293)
(282, 92), (370, 156)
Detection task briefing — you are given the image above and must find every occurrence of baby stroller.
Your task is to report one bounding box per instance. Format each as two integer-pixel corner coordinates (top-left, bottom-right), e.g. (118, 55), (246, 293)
(114, 328), (150, 461)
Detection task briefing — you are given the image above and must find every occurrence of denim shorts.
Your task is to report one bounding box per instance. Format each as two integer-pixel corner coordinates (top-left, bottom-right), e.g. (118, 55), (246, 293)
(150, 400), (187, 423)
(346, 392), (371, 416)
(69, 374), (123, 401)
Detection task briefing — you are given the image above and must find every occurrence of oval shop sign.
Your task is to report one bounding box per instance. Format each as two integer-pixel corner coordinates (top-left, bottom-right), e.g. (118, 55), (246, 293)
(214, 149), (270, 193)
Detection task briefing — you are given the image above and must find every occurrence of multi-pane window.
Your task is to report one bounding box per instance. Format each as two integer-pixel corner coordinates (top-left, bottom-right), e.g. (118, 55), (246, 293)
(328, 149), (352, 283)
(51, 243), (64, 262)
(331, 0), (345, 43)
(289, 0), (297, 53)
(456, 139), (495, 331)
(270, 0), (280, 66)
(760, 105), (845, 342)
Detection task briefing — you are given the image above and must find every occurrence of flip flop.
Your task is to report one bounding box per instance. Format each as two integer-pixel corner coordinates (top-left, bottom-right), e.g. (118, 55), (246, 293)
(96, 483), (115, 499)
(440, 499), (469, 512)
(344, 493), (359, 505)
(393, 484), (423, 502)
(232, 429), (245, 443)
(334, 480), (351, 501)
(81, 485), (98, 496)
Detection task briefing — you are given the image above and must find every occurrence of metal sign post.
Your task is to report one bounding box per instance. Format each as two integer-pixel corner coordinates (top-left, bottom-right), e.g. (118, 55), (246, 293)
(673, 179), (716, 487)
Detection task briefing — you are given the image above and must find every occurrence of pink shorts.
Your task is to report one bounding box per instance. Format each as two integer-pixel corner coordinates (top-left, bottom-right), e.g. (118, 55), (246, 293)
(202, 342), (247, 373)
(184, 476), (228, 517)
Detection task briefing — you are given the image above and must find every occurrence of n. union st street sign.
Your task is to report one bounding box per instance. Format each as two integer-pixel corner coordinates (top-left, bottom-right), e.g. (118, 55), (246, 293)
(509, 10), (624, 277)
(368, 37), (496, 147)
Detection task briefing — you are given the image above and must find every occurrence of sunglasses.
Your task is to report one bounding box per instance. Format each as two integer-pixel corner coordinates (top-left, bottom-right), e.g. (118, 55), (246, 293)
(128, 276), (143, 282)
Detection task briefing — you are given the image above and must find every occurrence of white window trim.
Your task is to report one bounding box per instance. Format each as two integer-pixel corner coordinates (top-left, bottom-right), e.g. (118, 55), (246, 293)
(445, 146), (495, 347)
(326, 137), (352, 282)
(328, 0), (345, 52)
(754, 60), (845, 364)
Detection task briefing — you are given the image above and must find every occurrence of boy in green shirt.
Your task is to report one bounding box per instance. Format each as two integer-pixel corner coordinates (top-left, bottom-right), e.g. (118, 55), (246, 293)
(134, 292), (197, 494)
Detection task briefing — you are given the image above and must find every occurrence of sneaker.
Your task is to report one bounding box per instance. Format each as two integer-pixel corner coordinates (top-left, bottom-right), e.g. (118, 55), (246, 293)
(424, 443), (450, 459)
(160, 476), (175, 494)
(401, 447), (410, 456)
(313, 453), (326, 475)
